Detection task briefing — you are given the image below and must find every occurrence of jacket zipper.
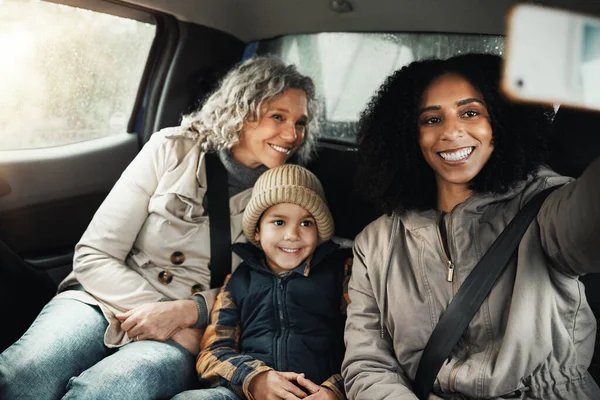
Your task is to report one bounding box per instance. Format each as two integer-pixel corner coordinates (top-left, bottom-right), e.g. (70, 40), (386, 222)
(448, 357), (465, 392)
(448, 341), (471, 392)
(274, 277), (288, 371)
(437, 213), (455, 283)
(438, 213), (470, 392)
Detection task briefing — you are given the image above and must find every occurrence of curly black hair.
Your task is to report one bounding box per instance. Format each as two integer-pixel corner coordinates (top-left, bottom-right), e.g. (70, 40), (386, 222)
(355, 53), (554, 214)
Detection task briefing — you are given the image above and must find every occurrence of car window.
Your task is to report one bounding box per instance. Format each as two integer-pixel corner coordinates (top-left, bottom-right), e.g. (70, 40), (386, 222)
(257, 33), (504, 143)
(0, 0), (156, 150)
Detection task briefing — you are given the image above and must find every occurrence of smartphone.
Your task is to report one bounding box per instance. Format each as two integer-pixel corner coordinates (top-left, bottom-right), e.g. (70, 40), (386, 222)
(502, 4), (600, 110)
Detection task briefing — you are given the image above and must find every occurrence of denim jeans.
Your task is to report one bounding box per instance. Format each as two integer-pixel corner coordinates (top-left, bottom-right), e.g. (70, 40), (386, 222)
(172, 387), (241, 400)
(0, 298), (198, 400)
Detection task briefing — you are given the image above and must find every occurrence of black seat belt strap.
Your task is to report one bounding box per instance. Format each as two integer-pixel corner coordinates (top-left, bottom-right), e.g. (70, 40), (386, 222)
(205, 152), (232, 289)
(414, 186), (558, 400)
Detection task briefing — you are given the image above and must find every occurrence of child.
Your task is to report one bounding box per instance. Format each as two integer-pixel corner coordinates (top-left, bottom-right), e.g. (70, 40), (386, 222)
(173, 164), (349, 400)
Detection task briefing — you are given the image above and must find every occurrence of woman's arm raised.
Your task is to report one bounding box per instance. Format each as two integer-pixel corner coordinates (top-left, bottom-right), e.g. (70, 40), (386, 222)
(539, 155), (600, 275)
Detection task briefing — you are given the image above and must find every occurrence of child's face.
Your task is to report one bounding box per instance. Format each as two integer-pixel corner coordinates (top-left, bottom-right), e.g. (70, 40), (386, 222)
(255, 203), (318, 274)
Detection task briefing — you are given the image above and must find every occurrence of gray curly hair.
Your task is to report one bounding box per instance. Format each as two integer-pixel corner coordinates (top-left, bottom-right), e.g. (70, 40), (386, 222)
(181, 56), (317, 164)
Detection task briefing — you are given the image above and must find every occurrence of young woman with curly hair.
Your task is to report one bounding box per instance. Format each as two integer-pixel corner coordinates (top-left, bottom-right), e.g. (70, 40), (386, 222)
(343, 53), (600, 399)
(0, 56), (317, 400)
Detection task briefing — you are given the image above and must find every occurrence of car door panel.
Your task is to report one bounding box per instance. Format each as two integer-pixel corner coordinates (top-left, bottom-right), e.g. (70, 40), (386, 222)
(0, 133), (138, 272)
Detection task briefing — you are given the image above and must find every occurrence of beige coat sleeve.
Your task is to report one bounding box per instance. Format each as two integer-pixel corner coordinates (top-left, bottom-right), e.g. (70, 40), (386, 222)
(72, 132), (168, 312)
(538, 155), (600, 276)
(342, 229), (419, 400)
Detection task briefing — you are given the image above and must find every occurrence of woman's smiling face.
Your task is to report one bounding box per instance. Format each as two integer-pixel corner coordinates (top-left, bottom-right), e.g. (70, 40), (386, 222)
(418, 73), (494, 192)
(232, 88), (308, 169)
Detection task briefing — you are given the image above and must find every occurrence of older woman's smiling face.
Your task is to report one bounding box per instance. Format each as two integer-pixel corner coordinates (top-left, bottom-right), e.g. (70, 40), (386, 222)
(232, 88), (308, 169)
(418, 73), (494, 192)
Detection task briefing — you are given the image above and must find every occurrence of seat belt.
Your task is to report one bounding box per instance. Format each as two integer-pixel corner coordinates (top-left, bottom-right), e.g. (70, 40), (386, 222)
(413, 186), (558, 400)
(205, 152), (232, 289)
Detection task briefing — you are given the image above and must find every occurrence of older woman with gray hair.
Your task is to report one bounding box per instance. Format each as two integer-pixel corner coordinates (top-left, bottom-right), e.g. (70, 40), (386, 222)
(0, 56), (317, 400)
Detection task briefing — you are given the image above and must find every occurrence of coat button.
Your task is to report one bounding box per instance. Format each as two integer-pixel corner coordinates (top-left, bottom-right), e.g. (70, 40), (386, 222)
(191, 284), (203, 295)
(158, 270), (173, 284)
(170, 251), (185, 265)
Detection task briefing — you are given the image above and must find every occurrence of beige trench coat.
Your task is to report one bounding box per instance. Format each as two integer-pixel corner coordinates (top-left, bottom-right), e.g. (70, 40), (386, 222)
(57, 127), (251, 347)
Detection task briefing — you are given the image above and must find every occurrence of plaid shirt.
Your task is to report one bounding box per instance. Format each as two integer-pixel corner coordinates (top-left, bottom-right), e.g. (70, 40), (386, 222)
(197, 242), (352, 400)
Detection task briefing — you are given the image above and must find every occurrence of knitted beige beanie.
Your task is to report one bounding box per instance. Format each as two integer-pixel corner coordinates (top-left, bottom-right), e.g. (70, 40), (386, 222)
(243, 164), (334, 247)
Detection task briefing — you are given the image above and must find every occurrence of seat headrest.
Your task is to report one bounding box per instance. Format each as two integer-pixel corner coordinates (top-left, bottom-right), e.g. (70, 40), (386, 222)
(549, 107), (600, 178)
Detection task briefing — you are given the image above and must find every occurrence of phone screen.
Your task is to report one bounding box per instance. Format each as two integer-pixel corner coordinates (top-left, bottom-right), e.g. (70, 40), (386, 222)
(581, 22), (600, 107)
(503, 4), (600, 111)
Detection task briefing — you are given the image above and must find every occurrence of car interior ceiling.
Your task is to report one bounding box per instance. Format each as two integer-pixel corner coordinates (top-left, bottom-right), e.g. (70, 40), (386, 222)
(111, 0), (600, 40)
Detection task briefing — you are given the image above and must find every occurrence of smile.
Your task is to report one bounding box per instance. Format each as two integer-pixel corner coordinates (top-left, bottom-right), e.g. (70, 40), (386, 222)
(279, 247), (301, 254)
(438, 146), (474, 161)
(269, 143), (291, 154)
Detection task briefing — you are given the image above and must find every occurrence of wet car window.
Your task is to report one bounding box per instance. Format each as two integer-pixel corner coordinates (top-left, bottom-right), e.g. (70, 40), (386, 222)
(0, 0), (155, 150)
(258, 33), (504, 143)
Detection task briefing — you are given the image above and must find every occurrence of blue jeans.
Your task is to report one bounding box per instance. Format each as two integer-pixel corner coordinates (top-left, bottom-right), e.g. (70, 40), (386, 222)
(0, 298), (198, 400)
(172, 387), (240, 400)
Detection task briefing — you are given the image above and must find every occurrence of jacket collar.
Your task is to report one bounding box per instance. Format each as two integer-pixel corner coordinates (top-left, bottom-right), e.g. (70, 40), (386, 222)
(232, 240), (339, 277)
(399, 166), (569, 231)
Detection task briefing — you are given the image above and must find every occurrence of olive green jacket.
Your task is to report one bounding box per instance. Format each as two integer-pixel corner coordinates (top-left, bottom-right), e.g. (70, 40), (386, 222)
(343, 157), (600, 399)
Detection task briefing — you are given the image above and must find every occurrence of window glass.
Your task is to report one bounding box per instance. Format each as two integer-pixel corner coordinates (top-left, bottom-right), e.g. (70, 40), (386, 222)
(0, 0), (156, 150)
(257, 33), (504, 143)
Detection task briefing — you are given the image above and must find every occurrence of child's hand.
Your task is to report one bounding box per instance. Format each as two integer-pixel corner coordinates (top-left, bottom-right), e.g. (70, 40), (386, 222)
(297, 374), (338, 400)
(249, 370), (307, 400)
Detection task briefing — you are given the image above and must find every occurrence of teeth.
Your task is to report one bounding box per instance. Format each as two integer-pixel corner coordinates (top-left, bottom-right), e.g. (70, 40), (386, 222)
(270, 144), (290, 154)
(281, 248), (300, 253)
(439, 147), (473, 161)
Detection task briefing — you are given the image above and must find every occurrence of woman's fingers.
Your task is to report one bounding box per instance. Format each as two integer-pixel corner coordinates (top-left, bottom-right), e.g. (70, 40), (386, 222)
(127, 325), (148, 342)
(114, 310), (131, 321)
(297, 374), (320, 394)
(127, 325), (138, 337)
(125, 323), (141, 338)
(119, 314), (137, 332)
